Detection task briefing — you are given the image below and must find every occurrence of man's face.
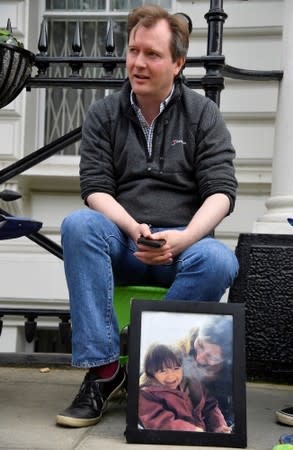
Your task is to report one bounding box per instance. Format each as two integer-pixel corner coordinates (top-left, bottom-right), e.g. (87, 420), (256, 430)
(126, 19), (184, 103)
(194, 337), (224, 381)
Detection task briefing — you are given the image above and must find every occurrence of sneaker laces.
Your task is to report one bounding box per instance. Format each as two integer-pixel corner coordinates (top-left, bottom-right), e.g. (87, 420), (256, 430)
(71, 373), (104, 410)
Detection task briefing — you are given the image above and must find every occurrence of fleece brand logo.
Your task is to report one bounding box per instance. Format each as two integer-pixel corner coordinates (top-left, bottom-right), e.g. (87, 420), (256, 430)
(171, 138), (186, 146)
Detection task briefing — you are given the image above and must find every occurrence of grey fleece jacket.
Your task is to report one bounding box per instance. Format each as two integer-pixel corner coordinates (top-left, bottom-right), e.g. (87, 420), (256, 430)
(79, 79), (237, 227)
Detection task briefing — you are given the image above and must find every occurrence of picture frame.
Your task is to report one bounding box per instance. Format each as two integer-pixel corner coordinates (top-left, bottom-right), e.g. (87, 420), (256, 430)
(125, 300), (247, 448)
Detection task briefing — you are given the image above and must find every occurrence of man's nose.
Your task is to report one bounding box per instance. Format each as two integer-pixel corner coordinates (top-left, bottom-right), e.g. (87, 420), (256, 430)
(196, 353), (208, 365)
(134, 52), (146, 67)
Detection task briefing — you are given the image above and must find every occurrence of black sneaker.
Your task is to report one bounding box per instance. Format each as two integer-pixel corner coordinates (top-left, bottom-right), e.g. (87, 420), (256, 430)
(56, 364), (126, 428)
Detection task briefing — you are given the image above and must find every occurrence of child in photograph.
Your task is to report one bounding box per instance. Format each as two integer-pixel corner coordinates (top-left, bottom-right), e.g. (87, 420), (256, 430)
(139, 343), (231, 433)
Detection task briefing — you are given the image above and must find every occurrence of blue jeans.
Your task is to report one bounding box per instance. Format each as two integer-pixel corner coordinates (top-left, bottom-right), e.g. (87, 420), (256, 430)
(61, 209), (239, 368)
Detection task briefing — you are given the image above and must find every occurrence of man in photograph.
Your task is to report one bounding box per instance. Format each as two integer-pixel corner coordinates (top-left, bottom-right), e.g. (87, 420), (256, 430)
(179, 317), (234, 427)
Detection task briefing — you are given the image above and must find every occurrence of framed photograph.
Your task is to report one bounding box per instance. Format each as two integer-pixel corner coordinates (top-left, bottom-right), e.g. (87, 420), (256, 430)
(125, 300), (247, 448)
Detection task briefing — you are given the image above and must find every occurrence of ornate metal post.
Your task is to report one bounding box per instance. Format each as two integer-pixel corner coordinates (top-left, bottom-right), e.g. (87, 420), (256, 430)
(203, 0), (227, 105)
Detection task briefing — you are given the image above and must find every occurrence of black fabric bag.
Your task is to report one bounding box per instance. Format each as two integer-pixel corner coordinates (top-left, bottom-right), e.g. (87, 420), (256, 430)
(0, 214), (42, 240)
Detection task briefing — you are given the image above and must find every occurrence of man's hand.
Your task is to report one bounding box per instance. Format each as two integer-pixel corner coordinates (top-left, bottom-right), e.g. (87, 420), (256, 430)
(134, 229), (191, 265)
(134, 193), (231, 265)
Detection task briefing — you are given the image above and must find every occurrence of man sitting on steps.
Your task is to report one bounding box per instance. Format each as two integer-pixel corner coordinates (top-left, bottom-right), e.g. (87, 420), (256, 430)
(56, 4), (239, 428)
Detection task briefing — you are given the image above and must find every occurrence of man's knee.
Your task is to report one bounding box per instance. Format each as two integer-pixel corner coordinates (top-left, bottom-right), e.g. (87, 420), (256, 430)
(62, 209), (88, 236)
(205, 240), (239, 283)
(61, 209), (106, 240)
(190, 238), (238, 281)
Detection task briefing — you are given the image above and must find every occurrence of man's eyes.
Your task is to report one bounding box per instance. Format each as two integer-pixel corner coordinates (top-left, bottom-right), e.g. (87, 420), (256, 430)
(128, 48), (160, 58)
(147, 51), (160, 58)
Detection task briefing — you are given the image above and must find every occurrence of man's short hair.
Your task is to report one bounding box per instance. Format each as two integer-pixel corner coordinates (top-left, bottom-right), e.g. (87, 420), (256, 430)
(127, 4), (190, 62)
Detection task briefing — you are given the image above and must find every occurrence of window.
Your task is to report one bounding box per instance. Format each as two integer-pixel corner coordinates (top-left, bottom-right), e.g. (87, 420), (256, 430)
(45, 18), (127, 154)
(45, 0), (171, 12)
(44, 0), (172, 155)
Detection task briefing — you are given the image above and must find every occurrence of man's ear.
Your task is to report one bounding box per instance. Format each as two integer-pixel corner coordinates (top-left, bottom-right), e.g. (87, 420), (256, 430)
(174, 57), (186, 77)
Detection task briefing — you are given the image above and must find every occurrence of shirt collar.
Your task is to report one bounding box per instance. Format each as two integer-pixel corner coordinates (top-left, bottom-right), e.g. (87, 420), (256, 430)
(130, 85), (175, 112)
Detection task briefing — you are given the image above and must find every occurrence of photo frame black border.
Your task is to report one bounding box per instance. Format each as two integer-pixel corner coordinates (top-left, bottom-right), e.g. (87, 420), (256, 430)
(125, 300), (247, 448)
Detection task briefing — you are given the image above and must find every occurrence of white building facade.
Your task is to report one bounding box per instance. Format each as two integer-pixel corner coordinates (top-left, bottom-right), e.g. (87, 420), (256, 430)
(0, 0), (285, 352)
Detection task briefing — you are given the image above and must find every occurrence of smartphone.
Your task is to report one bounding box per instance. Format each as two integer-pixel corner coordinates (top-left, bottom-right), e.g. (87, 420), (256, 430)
(137, 236), (166, 248)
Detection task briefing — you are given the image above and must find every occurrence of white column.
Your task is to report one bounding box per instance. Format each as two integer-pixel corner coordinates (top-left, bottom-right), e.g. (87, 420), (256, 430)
(253, 0), (293, 234)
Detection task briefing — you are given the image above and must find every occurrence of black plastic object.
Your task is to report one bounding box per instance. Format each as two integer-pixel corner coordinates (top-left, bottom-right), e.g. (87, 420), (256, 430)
(0, 214), (42, 240)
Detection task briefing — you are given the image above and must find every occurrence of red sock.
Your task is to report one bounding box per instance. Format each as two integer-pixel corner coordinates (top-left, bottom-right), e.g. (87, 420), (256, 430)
(89, 361), (119, 379)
